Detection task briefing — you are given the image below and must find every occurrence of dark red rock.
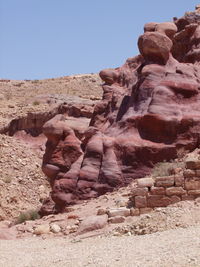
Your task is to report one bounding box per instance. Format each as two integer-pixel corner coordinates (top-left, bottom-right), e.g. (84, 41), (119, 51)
(40, 8), (200, 215)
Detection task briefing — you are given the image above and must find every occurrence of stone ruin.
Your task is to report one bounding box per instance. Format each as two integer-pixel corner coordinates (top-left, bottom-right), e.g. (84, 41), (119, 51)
(40, 7), (200, 215)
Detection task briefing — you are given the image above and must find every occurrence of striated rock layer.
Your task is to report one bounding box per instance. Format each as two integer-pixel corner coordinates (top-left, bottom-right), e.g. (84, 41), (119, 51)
(41, 8), (200, 214)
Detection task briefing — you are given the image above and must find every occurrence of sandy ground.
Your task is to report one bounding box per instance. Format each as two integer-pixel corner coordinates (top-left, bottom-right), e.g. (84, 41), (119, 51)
(1, 225), (200, 267)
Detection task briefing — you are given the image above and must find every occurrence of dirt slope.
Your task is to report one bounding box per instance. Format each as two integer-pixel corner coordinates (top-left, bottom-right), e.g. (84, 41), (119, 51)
(0, 73), (101, 220)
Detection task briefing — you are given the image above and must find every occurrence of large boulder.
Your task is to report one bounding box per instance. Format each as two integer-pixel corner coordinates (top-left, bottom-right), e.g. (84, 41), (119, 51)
(138, 32), (173, 64)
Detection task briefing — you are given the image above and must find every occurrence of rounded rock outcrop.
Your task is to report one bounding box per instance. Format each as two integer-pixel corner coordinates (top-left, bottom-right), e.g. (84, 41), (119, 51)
(138, 32), (173, 64)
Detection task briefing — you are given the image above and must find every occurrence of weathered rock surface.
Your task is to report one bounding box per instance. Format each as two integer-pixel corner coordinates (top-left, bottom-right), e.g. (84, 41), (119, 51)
(41, 8), (200, 214)
(77, 215), (108, 234)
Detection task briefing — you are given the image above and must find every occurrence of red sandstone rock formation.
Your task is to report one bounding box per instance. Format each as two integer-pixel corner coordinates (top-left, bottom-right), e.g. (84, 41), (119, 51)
(40, 8), (200, 214)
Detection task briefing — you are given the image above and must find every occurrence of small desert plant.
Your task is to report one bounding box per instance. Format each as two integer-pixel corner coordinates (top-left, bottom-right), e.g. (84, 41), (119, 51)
(32, 79), (39, 84)
(151, 160), (185, 177)
(32, 100), (40, 106)
(3, 176), (12, 183)
(15, 209), (40, 224)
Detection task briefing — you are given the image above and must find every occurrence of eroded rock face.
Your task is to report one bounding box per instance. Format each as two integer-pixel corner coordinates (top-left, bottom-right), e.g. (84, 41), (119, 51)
(41, 8), (200, 214)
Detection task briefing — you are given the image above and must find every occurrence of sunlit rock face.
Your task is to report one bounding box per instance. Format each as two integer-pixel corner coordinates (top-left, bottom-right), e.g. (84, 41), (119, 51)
(40, 8), (200, 214)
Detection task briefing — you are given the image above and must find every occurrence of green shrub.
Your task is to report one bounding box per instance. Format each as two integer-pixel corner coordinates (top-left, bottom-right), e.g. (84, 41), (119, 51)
(15, 209), (40, 224)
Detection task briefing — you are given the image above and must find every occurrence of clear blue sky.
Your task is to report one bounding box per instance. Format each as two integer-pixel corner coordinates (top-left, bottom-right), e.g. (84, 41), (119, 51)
(0, 0), (199, 80)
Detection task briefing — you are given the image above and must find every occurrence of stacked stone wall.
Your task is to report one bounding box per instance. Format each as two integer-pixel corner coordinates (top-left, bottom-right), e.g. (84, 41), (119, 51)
(129, 157), (200, 216)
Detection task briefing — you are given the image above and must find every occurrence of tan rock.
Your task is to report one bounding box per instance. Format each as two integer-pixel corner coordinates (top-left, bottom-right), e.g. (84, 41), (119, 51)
(108, 208), (130, 218)
(34, 224), (50, 235)
(50, 224), (61, 233)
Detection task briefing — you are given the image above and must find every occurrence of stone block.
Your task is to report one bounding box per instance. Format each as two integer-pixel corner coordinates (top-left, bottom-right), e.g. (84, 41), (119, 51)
(130, 208), (140, 216)
(135, 196), (147, 208)
(166, 187), (186, 196)
(147, 195), (172, 208)
(183, 169), (195, 178)
(181, 194), (195, 201)
(137, 178), (154, 188)
(107, 208), (130, 218)
(140, 208), (153, 214)
(97, 208), (107, 215)
(170, 195), (181, 204)
(174, 175), (184, 186)
(131, 187), (148, 196)
(155, 176), (174, 187)
(184, 179), (200, 190)
(185, 159), (200, 170)
(196, 170), (200, 177)
(150, 186), (165, 195)
(108, 216), (125, 224)
(188, 190), (200, 196)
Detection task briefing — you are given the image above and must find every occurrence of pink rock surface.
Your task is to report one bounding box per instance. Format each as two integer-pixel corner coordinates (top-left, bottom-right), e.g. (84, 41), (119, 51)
(40, 11), (200, 214)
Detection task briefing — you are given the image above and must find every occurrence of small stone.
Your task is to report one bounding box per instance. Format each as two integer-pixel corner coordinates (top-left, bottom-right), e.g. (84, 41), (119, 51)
(97, 208), (107, 215)
(113, 231), (122, 236)
(50, 224), (61, 233)
(130, 208), (140, 216)
(69, 225), (79, 233)
(34, 224), (50, 235)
